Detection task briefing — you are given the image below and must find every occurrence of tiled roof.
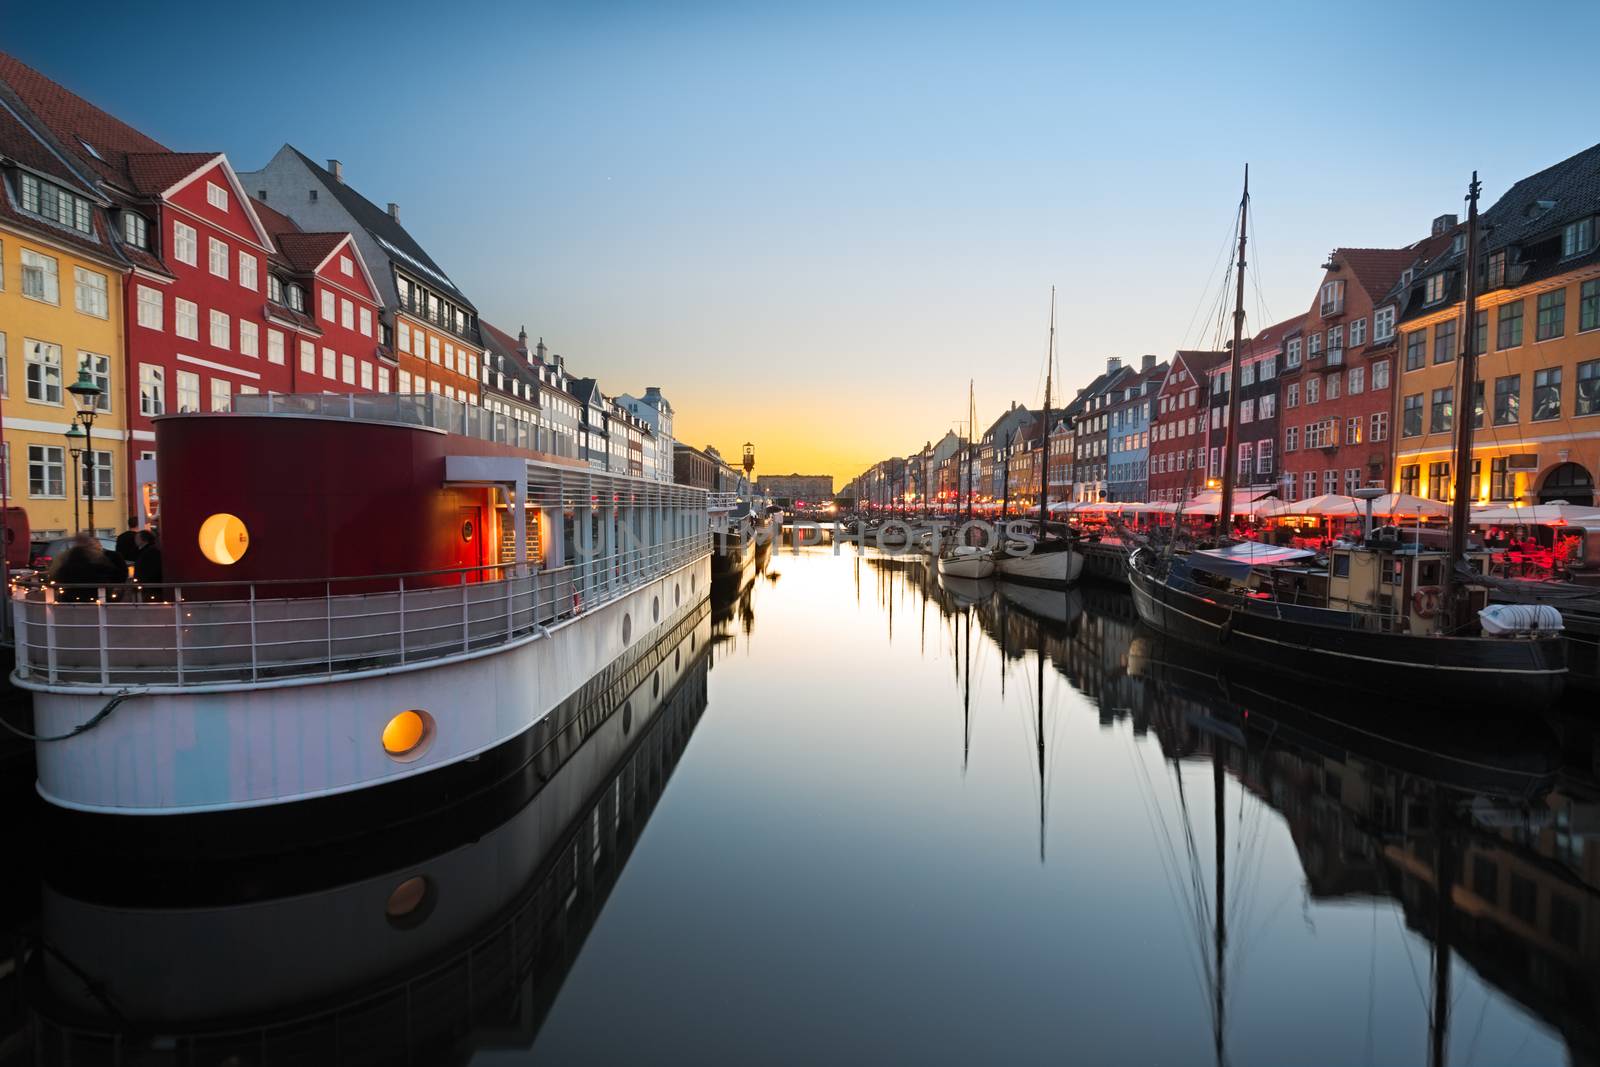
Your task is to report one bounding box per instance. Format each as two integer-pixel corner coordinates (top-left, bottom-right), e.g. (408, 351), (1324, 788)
(1249, 314), (1305, 350)
(1175, 349), (1229, 376)
(1482, 141), (1600, 253)
(480, 319), (522, 357)
(274, 231), (345, 272)
(248, 195), (300, 237)
(0, 51), (168, 189)
(123, 151), (218, 195)
(287, 146), (475, 310)
(1337, 248), (1417, 301)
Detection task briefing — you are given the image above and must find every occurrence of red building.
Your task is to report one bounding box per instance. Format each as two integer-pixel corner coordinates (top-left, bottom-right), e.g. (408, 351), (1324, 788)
(1147, 350), (1226, 502)
(1203, 316), (1300, 498)
(1277, 240), (1448, 502)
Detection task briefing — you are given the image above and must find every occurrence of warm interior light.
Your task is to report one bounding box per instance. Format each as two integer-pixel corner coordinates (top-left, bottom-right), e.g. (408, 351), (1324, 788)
(382, 709), (431, 757)
(197, 512), (249, 565)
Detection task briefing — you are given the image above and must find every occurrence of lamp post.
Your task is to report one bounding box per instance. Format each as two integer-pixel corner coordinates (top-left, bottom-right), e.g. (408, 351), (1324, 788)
(63, 421), (85, 533)
(67, 368), (104, 534)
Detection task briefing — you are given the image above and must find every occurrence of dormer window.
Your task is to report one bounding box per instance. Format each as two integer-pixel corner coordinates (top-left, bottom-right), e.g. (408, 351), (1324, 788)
(121, 210), (148, 249)
(1563, 218), (1594, 258)
(1451, 233), (1467, 256)
(1486, 251), (1506, 289)
(286, 283), (305, 312)
(267, 274), (284, 303)
(1424, 272), (1448, 304)
(19, 173), (92, 234)
(1319, 279), (1345, 317)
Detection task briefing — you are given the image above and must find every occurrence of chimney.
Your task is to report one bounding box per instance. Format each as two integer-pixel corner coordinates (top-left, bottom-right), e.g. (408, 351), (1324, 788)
(1106, 356), (1122, 375)
(516, 325), (530, 360)
(328, 159), (343, 183)
(536, 337), (549, 363)
(1141, 353), (1156, 372)
(1431, 213), (1458, 236)
(645, 386), (663, 400)
(387, 202), (401, 222)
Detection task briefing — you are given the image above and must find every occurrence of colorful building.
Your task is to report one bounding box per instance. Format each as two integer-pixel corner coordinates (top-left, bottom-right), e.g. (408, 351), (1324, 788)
(1394, 143), (1600, 506)
(1147, 350), (1226, 503)
(1205, 317), (1296, 499)
(1107, 355), (1167, 502)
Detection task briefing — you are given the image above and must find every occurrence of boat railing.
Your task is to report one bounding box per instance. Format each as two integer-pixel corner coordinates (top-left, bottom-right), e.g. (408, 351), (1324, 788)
(12, 533), (707, 689)
(707, 492), (739, 512)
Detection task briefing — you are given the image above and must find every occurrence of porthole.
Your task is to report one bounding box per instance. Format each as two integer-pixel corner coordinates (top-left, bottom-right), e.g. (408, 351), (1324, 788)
(675, 649), (681, 670)
(652, 673), (660, 699)
(622, 613), (633, 644)
(461, 519), (475, 542)
(652, 595), (660, 623)
(691, 633), (697, 651)
(382, 709), (435, 762)
(674, 583), (681, 607)
(198, 512), (249, 565)
(691, 573), (697, 592)
(385, 875), (437, 930)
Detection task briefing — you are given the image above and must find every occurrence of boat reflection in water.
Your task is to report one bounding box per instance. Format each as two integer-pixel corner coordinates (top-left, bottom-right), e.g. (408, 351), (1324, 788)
(29, 600), (718, 1066)
(870, 552), (1599, 1067)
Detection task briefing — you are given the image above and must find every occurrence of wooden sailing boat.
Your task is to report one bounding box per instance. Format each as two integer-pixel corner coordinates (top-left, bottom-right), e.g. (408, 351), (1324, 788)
(996, 287), (1085, 588)
(939, 379), (997, 579)
(1126, 169), (1566, 708)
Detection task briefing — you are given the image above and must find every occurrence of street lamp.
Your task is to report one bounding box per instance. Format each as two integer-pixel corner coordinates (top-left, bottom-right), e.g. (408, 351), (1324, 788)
(67, 367), (104, 534)
(63, 421), (85, 533)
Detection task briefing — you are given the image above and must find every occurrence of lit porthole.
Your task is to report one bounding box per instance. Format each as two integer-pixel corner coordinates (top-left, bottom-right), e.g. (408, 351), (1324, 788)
(622, 613), (633, 644)
(653, 595), (660, 623)
(385, 875), (436, 930)
(382, 709), (434, 761)
(198, 512), (250, 565)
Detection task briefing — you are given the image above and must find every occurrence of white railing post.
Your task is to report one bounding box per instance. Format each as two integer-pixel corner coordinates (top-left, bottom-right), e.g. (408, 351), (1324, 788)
(96, 588), (109, 685)
(12, 595), (29, 680)
(398, 575), (407, 664)
(326, 581), (334, 674)
(249, 584), (259, 682)
(461, 569), (470, 653)
(173, 587), (184, 685)
(43, 585), (57, 683)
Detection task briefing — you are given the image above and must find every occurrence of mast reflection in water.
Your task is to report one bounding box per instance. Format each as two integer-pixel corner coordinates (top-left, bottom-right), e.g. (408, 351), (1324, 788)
(6, 547), (1597, 1065)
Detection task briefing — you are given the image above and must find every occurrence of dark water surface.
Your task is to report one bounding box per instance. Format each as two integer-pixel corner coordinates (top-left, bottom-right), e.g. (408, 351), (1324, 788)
(6, 546), (1597, 1065)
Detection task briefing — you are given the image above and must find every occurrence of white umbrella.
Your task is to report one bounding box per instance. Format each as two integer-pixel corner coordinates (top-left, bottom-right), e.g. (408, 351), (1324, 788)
(1181, 494), (1281, 518)
(1369, 492), (1450, 519)
(1273, 493), (1362, 517)
(1471, 499), (1600, 526)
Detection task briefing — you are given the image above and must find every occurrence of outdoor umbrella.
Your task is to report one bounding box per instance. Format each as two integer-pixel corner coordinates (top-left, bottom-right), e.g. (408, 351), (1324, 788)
(1470, 499), (1600, 526)
(1369, 493), (1450, 519)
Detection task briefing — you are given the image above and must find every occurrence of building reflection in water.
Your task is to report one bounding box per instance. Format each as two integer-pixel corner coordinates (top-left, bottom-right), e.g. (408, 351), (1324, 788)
(867, 556), (1599, 1067)
(24, 594), (724, 1066)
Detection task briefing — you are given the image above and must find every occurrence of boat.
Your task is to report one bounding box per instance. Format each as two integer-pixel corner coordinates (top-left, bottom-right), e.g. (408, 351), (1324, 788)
(995, 290), (1083, 588)
(1127, 170), (1566, 709)
(937, 545), (995, 580)
(711, 505), (757, 579)
(10, 393), (715, 824)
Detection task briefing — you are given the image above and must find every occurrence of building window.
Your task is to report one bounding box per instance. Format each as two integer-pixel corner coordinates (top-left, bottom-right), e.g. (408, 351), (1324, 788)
(1424, 272), (1448, 304)
(1430, 387), (1453, 433)
(1433, 319), (1456, 363)
(176, 370), (200, 413)
(1487, 375), (1519, 426)
(1286, 337), (1301, 368)
(1474, 309), (1488, 356)
(299, 340), (315, 374)
(1257, 440), (1273, 474)
(175, 298), (198, 340)
(340, 298), (353, 330)
(208, 237), (228, 278)
(1309, 332), (1322, 357)
(321, 289), (336, 321)
(1326, 374), (1341, 401)
(209, 309), (230, 350)
(1374, 305), (1396, 343)
(25, 339), (62, 403)
(1259, 394), (1275, 419)
(1348, 366), (1364, 394)
(1486, 251), (1506, 288)
(378, 366), (390, 392)
(1490, 457), (1513, 501)
(342, 354), (355, 384)
(77, 351), (111, 411)
(27, 444), (64, 497)
(122, 211), (148, 248)
(399, 369), (412, 394)
(1563, 217), (1595, 258)
(139, 364), (165, 415)
(20, 249), (59, 303)
(1346, 416), (1363, 445)
(360, 361), (373, 389)
(1320, 279), (1345, 316)
(1370, 411), (1389, 442)
(1306, 376), (1320, 404)
(1402, 393), (1423, 437)
(210, 378), (231, 412)
(19, 174), (91, 233)
(1350, 317), (1366, 346)
(1471, 380), (1484, 429)
(286, 284), (304, 312)
(173, 221), (197, 266)
(1576, 360), (1600, 417)
(71, 267), (109, 318)
(206, 181), (229, 211)
(429, 336), (441, 364)
(1372, 360), (1390, 390)
(340, 255), (353, 276)
(239, 320), (259, 358)
(1428, 461), (1451, 501)
(1323, 469), (1338, 495)
(239, 252), (258, 291)
(1495, 300), (1523, 349)
(1328, 324), (1344, 352)
(1583, 280), (1600, 333)
(359, 307), (372, 337)
(1405, 330), (1425, 370)
(1399, 464), (1420, 496)
(1532, 367), (1562, 420)
(322, 347), (336, 378)
(267, 329), (285, 365)
(1537, 289), (1566, 340)
(1342, 467), (1358, 494)
(1258, 357), (1275, 382)
(136, 285), (162, 330)
(1302, 470), (1317, 498)
(1239, 398), (1254, 422)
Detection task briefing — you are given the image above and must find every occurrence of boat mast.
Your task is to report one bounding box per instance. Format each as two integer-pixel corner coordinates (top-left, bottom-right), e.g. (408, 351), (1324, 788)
(1443, 173), (1483, 630)
(1037, 287), (1056, 542)
(967, 379), (976, 522)
(1218, 165), (1250, 537)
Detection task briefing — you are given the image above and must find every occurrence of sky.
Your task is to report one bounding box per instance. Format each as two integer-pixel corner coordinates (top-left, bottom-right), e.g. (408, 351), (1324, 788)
(9, 0), (1600, 485)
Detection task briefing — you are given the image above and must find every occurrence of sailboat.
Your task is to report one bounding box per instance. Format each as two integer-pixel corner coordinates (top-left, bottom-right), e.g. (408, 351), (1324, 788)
(1127, 169), (1566, 708)
(939, 379), (997, 579)
(995, 287), (1085, 588)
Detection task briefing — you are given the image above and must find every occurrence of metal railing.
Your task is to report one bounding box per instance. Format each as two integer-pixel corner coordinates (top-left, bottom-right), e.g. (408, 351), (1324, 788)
(13, 533), (707, 689)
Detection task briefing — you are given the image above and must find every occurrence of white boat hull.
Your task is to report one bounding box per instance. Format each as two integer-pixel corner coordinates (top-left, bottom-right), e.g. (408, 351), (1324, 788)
(995, 547), (1084, 586)
(937, 553), (996, 579)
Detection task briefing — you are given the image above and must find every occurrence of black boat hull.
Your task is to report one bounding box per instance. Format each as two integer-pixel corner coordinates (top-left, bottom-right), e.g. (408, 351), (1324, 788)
(1126, 549), (1566, 708)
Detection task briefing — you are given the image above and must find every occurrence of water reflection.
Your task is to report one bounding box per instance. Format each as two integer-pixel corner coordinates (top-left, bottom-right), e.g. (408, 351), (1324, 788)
(868, 554), (1596, 1066)
(24, 599), (717, 1065)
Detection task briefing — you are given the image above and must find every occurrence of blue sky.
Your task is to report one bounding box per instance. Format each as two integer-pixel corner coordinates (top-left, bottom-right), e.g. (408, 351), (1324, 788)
(11, 0), (1599, 479)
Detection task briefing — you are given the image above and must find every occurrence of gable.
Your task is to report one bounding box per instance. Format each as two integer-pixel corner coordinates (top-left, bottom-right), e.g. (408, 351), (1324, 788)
(165, 157), (272, 249)
(314, 235), (378, 303)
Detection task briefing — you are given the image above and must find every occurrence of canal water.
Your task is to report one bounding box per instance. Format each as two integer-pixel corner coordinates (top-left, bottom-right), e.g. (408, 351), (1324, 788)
(4, 544), (1595, 1065)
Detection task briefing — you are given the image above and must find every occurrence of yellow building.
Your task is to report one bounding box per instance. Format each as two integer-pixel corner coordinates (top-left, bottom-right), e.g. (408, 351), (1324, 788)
(1, 165), (130, 541)
(1393, 145), (1600, 507)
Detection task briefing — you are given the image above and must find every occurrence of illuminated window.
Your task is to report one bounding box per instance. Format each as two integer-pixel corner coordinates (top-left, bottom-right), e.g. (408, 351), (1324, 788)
(197, 512), (249, 564)
(382, 709), (434, 760)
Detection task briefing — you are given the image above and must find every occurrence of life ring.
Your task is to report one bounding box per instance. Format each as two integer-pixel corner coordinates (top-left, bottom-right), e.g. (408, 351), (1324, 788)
(1412, 585), (1442, 618)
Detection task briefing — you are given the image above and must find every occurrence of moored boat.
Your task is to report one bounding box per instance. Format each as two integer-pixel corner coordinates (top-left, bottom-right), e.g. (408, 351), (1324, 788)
(995, 540), (1084, 587)
(937, 545), (996, 580)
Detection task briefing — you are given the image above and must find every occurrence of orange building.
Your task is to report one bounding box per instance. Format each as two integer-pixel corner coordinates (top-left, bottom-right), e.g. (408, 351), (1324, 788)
(1392, 143), (1600, 506)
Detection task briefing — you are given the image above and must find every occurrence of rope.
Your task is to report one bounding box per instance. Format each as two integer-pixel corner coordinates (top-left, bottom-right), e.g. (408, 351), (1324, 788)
(0, 690), (131, 742)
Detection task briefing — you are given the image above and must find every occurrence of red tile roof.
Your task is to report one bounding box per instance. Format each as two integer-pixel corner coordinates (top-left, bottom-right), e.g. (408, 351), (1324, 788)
(248, 196), (301, 238)
(1335, 247), (1418, 302)
(274, 232), (345, 272)
(123, 151), (220, 195)
(0, 50), (168, 188)
(480, 320), (523, 355)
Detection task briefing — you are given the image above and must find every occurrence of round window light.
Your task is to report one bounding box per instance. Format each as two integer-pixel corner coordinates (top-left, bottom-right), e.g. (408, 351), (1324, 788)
(622, 613), (633, 644)
(198, 512), (250, 565)
(385, 875), (437, 929)
(461, 519), (475, 542)
(382, 709), (434, 761)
